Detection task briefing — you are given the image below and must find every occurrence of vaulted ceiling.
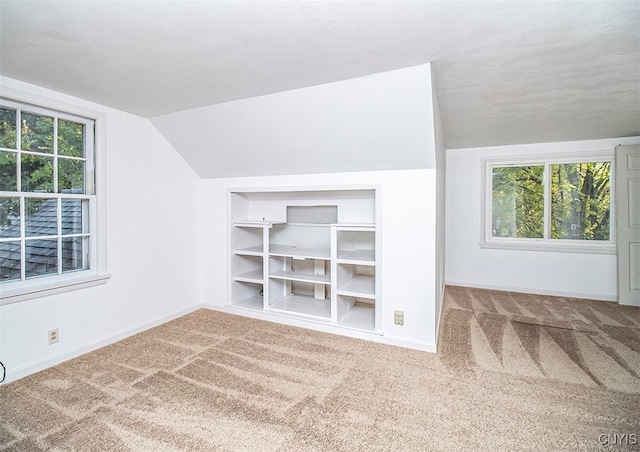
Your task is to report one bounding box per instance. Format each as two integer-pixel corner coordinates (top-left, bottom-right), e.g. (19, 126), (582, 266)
(1, 0), (638, 151)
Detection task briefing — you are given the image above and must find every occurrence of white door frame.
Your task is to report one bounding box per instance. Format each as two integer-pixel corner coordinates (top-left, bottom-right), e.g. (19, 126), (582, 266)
(615, 144), (640, 306)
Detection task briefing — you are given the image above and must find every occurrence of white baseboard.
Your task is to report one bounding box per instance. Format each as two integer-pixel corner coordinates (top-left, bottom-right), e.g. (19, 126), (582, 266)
(434, 280), (446, 351)
(2, 304), (207, 385)
(1, 301), (437, 386)
(204, 304), (437, 353)
(444, 280), (617, 302)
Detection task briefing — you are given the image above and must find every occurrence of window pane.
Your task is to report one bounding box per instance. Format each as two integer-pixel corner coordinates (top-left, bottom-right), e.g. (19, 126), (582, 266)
(21, 113), (53, 153)
(0, 241), (21, 281)
(62, 199), (88, 235)
(0, 197), (21, 238)
(58, 158), (84, 192)
(21, 154), (54, 192)
(62, 236), (88, 272)
(25, 239), (58, 278)
(492, 166), (544, 238)
(551, 162), (611, 240)
(0, 108), (17, 149)
(25, 198), (58, 237)
(0, 151), (17, 191)
(58, 119), (84, 157)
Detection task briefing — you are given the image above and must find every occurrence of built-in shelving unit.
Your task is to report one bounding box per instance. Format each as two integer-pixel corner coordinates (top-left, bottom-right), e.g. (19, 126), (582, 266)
(231, 221), (271, 310)
(333, 225), (376, 329)
(229, 189), (379, 333)
(268, 221), (332, 320)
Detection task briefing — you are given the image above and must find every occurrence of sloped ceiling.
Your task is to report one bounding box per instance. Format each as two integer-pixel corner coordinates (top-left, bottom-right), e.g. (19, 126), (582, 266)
(1, 1), (638, 163)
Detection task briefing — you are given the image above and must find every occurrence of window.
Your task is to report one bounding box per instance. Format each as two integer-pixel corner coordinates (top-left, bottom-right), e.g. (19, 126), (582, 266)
(484, 156), (614, 253)
(0, 97), (108, 303)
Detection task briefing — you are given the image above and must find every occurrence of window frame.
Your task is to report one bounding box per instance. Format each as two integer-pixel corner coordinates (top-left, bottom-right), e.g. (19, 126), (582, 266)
(0, 88), (109, 305)
(481, 152), (616, 255)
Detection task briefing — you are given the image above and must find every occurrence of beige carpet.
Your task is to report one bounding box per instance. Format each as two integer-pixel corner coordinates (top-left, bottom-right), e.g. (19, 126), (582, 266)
(441, 286), (640, 394)
(1, 286), (639, 451)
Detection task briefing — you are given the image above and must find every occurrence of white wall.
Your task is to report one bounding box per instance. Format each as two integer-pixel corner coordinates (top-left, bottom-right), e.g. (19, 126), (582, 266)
(151, 64), (436, 178)
(445, 137), (640, 301)
(192, 63), (439, 350)
(0, 63), (441, 383)
(432, 77), (446, 339)
(0, 78), (202, 383)
(202, 169), (438, 349)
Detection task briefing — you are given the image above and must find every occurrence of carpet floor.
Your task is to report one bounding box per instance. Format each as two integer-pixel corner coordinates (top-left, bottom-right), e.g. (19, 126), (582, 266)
(1, 286), (639, 451)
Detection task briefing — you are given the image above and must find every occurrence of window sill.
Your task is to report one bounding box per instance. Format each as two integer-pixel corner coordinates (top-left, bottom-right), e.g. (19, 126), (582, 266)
(480, 240), (616, 255)
(0, 273), (111, 306)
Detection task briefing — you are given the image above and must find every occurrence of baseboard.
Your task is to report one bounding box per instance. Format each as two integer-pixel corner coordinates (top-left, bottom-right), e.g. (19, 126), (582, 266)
(434, 280), (446, 351)
(2, 303), (208, 385)
(205, 304), (437, 353)
(444, 280), (617, 302)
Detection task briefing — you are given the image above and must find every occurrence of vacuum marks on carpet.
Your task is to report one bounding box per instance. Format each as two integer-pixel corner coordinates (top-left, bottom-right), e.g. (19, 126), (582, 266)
(441, 287), (640, 393)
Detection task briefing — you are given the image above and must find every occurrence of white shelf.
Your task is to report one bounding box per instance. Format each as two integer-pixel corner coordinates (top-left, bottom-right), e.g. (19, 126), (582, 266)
(234, 220), (283, 228)
(284, 222), (332, 228)
(337, 302), (375, 331)
(338, 275), (375, 298)
(234, 269), (263, 284)
(270, 294), (331, 319)
(233, 245), (264, 256)
(335, 223), (375, 231)
(269, 244), (330, 260)
(270, 271), (331, 285)
(337, 249), (375, 264)
(232, 294), (264, 310)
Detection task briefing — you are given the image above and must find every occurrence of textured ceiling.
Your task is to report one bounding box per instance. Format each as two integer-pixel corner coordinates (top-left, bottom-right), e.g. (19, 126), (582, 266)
(0, 0), (638, 151)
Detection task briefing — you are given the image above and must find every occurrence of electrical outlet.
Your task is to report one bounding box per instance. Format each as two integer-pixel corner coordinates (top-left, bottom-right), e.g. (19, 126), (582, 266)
(394, 310), (404, 326)
(48, 328), (59, 345)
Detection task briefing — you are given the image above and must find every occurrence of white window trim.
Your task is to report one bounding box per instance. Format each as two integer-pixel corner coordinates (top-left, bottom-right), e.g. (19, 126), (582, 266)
(480, 151), (616, 255)
(0, 87), (110, 305)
